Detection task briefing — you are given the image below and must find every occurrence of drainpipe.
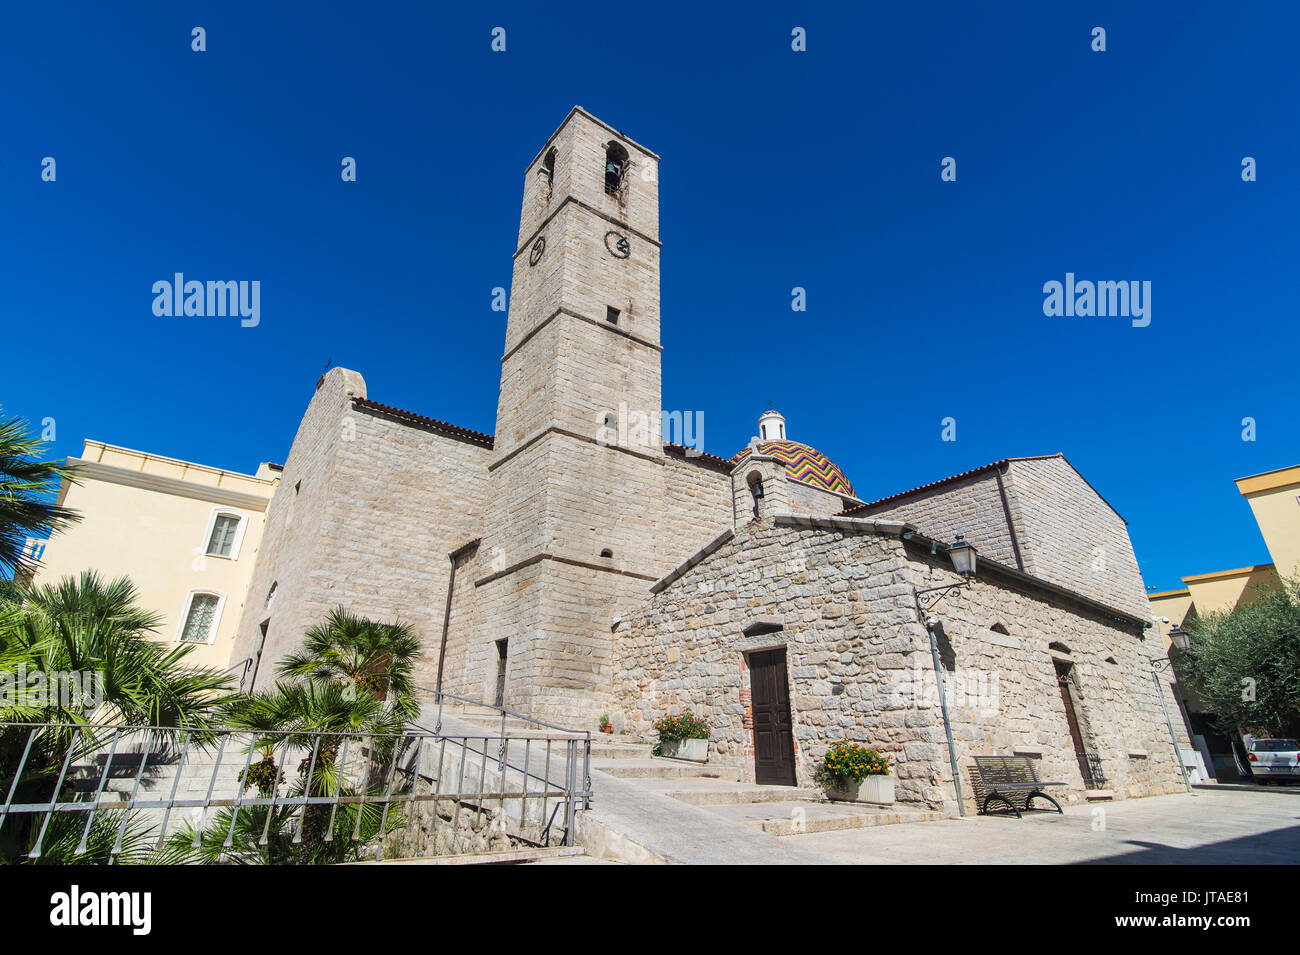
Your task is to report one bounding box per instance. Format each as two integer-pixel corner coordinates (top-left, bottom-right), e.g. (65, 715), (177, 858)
(436, 558), (457, 703)
(436, 540), (480, 728)
(1152, 667), (1193, 793)
(922, 613), (967, 817)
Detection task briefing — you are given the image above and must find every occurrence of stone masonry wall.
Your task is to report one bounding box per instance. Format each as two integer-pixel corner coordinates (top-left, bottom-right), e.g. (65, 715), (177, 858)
(786, 477), (855, 519)
(231, 368), (361, 680)
(852, 469), (1020, 567)
(660, 454), (733, 557)
(231, 369), (491, 692)
(1004, 456), (1151, 620)
(612, 517), (1185, 813)
(851, 456), (1153, 623)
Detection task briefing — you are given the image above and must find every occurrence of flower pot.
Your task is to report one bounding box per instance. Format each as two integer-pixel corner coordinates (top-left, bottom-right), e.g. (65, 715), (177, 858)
(659, 737), (709, 762)
(600, 725), (613, 734)
(827, 774), (894, 805)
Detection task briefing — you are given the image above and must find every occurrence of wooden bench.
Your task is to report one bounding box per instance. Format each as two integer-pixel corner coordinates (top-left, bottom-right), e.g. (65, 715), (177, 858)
(972, 755), (1065, 818)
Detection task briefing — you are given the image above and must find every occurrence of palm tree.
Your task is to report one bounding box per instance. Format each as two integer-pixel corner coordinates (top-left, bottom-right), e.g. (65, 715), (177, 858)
(279, 607), (422, 720)
(0, 571), (234, 863)
(161, 680), (411, 864)
(4, 571), (233, 727)
(0, 410), (80, 578)
(164, 618), (422, 864)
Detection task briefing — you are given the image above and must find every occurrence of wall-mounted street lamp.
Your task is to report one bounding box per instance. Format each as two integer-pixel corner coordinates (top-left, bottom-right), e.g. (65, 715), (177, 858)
(947, 535), (977, 577)
(911, 534), (978, 817)
(1168, 626), (1190, 652)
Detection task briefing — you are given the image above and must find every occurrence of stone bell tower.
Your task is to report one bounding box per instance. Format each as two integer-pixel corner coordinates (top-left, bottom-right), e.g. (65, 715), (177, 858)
(475, 107), (666, 722)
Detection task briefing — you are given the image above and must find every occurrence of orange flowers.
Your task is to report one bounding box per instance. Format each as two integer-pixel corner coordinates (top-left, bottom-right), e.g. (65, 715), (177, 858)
(817, 743), (891, 784)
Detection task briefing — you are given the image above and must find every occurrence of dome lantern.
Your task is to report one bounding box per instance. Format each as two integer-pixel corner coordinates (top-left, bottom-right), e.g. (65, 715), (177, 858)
(730, 409), (855, 499)
(757, 409), (786, 442)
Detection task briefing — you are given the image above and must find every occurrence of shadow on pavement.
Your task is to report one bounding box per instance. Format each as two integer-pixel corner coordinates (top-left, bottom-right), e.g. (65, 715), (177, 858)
(1077, 823), (1300, 864)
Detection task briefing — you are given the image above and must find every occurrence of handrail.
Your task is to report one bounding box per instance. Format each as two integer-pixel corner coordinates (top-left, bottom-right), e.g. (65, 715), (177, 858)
(414, 686), (589, 738)
(407, 723), (576, 794)
(414, 687), (592, 813)
(222, 656), (254, 692)
(0, 720), (588, 855)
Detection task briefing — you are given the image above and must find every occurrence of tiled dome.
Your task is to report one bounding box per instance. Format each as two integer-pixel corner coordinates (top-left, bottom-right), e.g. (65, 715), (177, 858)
(730, 440), (856, 498)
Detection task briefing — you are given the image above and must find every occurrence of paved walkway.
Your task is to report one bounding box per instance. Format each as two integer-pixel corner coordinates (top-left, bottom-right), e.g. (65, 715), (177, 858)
(794, 787), (1300, 864)
(581, 769), (844, 864)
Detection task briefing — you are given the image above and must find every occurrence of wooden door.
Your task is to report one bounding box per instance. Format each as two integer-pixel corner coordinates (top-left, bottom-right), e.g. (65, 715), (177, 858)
(1055, 659), (1095, 784)
(750, 648), (797, 786)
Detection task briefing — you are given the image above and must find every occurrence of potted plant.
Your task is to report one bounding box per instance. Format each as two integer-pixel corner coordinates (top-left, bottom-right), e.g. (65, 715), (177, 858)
(653, 711), (710, 762)
(599, 714), (613, 734)
(815, 743), (894, 805)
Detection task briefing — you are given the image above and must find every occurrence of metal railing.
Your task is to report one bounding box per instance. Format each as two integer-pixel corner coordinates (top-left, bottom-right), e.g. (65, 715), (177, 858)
(417, 686), (591, 812)
(222, 657), (254, 693)
(1079, 752), (1107, 789)
(0, 720), (588, 862)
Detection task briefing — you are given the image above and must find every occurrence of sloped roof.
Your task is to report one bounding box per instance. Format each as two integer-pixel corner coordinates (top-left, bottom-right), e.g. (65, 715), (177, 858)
(353, 398), (495, 449)
(836, 453), (1126, 523)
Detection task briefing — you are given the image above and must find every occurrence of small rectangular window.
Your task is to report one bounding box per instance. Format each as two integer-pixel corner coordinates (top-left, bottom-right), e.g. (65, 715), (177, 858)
(207, 515), (240, 557)
(181, 594), (220, 643)
(606, 306), (620, 325)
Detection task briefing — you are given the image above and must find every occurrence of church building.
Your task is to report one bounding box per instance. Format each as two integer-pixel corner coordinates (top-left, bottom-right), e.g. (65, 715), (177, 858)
(42, 107), (1190, 815)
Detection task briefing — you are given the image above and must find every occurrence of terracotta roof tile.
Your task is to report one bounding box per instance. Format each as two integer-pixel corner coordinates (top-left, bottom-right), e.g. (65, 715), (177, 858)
(663, 444), (732, 471)
(838, 454), (1064, 515)
(353, 398), (494, 448)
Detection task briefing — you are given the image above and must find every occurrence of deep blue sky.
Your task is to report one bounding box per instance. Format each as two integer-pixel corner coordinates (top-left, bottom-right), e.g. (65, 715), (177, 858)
(3, 2), (1296, 592)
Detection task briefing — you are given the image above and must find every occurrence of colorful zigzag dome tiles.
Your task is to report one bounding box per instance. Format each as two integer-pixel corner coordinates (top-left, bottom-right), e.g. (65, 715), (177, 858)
(730, 440), (856, 498)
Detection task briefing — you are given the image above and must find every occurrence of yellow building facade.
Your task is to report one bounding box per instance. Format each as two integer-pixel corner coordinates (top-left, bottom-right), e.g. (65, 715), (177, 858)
(29, 441), (279, 673)
(1147, 462), (1299, 778)
(1149, 462), (1300, 638)
(1236, 464), (1300, 582)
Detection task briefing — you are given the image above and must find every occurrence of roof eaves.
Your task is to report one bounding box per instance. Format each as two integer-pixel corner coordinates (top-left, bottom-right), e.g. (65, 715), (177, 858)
(353, 398), (495, 449)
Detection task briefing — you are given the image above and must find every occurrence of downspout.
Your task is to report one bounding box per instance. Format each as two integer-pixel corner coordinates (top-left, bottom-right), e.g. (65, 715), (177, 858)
(437, 540), (480, 703)
(436, 558), (457, 702)
(994, 465), (1025, 572)
(921, 612), (967, 817)
(1152, 668), (1193, 793)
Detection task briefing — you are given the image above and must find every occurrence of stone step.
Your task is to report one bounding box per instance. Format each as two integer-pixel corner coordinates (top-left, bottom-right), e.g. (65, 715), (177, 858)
(589, 742), (652, 760)
(579, 770), (842, 864)
(703, 801), (948, 837)
(419, 708), (648, 747)
(629, 776), (801, 806)
(591, 758), (741, 781)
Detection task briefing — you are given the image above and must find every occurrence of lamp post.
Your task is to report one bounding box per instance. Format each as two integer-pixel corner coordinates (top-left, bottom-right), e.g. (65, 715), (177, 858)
(912, 535), (977, 817)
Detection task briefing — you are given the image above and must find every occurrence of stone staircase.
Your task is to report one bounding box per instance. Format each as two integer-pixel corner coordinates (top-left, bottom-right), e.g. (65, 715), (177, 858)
(416, 704), (945, 863)
(588, 738), (943, 842)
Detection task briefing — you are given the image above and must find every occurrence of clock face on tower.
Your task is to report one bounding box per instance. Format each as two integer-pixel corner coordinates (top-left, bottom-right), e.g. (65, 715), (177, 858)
(529, 236), (546, 266)
(604, 231), (630, 259)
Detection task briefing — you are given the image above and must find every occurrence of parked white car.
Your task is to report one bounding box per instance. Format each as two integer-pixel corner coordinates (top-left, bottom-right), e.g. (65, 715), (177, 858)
(1247, 739), (1300, 783)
